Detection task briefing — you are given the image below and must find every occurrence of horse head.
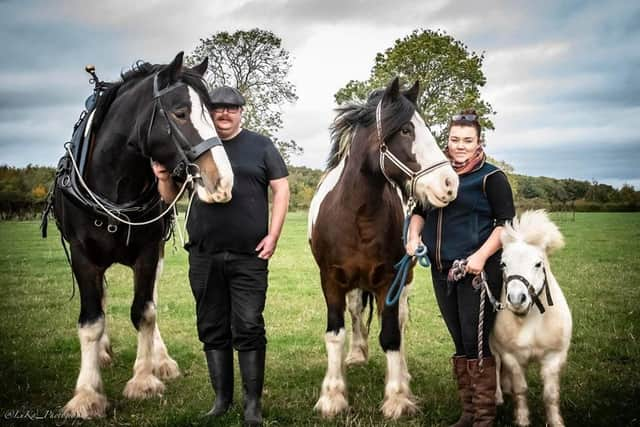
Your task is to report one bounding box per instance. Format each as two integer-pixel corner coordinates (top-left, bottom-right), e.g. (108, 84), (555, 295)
(500, 210), (565, 314)
(130, 52), (233, 203)
(369, 78), (458, 208)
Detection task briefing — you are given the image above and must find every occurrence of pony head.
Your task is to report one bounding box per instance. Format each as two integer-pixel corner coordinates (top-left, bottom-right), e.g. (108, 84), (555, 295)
(500, 210), (564, 314)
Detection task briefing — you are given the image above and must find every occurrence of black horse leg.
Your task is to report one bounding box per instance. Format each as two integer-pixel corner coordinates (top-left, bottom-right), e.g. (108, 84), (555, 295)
(123, 242), (165, 399)
(377, 287), (417, 419)
(315, 280), (348, 417)
(62, 245), (108, 418)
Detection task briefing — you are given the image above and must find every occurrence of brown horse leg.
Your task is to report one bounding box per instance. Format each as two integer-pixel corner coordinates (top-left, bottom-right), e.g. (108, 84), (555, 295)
(376, 288), (418, 419)
(63, 246), (108, 419)
(123, 243), (165, 399)
(315, 282), (348, 418)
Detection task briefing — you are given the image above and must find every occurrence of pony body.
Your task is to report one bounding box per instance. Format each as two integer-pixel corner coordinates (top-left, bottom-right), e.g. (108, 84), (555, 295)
(490, 210), (572, 426)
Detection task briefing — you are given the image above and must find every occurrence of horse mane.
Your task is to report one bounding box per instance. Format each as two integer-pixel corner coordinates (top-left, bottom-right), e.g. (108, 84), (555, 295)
(91, 61), (211, 133)
(502, 210), (565, 254)
(326, 89), (416, 171)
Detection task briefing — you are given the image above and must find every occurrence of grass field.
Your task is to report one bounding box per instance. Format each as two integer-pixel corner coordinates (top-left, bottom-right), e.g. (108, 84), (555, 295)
(0, 211), (639, 426)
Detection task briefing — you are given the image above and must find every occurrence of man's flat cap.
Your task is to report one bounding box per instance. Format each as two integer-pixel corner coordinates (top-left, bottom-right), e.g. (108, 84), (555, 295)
(209, 86), (246, 106)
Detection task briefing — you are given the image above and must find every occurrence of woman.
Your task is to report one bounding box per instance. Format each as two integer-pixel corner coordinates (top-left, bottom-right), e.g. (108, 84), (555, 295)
(406, 110), (515, 427)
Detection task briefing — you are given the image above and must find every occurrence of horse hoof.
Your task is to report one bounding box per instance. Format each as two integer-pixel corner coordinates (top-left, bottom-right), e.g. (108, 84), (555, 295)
(123, 374), (165, 399)
(380, 393), (419, 419)
(63, 388), (107, 419)
(153, 357), (181, 380)
(345, 350), (367, 366)
(314, 393), (349, 418)
(515, 413), (531, 427)
(99, 350), (113, 368)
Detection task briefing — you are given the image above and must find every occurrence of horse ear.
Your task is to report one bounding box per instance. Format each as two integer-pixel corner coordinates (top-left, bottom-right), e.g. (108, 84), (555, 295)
(191, 56), (209, 77)
(158, 51), (185, 86)
(382, 77), (400, 105)
(403, 80), (420, 105)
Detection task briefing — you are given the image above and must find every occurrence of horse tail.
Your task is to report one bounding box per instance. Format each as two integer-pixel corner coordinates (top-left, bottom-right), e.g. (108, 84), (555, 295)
(362, 291), (374, 333)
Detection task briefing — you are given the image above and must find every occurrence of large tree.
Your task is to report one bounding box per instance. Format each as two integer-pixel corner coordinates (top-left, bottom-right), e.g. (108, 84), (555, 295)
(187, 28), (302, 163)
(335, 29), (495, 147)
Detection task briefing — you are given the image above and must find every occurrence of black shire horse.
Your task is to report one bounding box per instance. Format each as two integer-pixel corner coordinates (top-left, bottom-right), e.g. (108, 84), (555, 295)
(49, 52), (233, 418)
(308, 78), (459, 418)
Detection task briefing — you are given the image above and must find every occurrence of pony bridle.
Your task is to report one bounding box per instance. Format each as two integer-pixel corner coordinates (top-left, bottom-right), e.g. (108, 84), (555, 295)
(504, 267), (554, 315)
(375, 100), (449, 210)
(147, 73), (223, 177)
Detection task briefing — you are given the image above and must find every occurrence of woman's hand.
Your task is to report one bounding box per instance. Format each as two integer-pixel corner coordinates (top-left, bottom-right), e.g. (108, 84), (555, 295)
(405, 236), (423, 256)
(465, 251), (487, 275)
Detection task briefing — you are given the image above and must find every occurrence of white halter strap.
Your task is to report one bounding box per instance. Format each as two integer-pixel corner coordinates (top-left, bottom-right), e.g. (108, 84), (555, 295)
(375, 100), (449, 209)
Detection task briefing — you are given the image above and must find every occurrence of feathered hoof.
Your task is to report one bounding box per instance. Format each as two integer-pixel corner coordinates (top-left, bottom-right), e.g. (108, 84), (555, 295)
(123, 374), (165, 399)
(515, 412), (531, 427)
(345, 348), (367, 366)
(380, 393), (419, 419)
(153, 356), (180, 380)
(99, 348), (113, 368)
(62, 388), (108, 419)
(314, 391), (349, 418)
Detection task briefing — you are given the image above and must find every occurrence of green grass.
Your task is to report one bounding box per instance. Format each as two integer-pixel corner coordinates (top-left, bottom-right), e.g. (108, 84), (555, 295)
(0, 212), (639, 426)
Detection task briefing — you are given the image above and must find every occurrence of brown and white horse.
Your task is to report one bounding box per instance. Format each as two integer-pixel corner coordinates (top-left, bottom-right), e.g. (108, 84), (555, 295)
(491, 210), (572, 426)
(308, 78), (458, 418)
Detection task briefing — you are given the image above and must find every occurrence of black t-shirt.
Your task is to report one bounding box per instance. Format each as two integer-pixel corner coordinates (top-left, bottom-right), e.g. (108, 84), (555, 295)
(186, 129), (288, 254)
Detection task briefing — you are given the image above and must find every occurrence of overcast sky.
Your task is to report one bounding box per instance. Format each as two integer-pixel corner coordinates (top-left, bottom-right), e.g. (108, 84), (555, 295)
(1, 0), (638, 188)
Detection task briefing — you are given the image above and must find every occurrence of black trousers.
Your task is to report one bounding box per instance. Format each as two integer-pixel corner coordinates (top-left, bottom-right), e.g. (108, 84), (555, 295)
(188, 250), (268, 352)
(431, 255), (503, 359)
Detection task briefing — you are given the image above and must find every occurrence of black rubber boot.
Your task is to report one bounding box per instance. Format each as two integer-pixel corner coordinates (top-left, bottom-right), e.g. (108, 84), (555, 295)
(238, 349), (265, 426)
(204, 349), (234, 417)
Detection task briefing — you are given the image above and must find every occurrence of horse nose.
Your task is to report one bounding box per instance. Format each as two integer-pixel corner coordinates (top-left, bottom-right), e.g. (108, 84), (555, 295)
(508, 291), (524, 306)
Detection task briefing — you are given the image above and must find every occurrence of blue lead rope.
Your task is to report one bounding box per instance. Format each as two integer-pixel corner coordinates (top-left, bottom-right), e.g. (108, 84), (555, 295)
(385, 212), (430, 306)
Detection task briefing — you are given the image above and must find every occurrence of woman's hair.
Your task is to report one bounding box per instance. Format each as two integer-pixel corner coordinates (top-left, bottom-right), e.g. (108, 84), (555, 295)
(448, 108), (482, 139)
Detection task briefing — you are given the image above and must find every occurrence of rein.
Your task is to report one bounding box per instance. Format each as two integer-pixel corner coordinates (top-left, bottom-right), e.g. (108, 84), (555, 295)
(65, 142), (194, 228)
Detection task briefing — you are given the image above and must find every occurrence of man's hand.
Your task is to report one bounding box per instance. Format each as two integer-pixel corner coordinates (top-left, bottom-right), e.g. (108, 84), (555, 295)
(151, 162), (171, 182)
(255, 234), (278, 259)
(405, 236), (423, 256)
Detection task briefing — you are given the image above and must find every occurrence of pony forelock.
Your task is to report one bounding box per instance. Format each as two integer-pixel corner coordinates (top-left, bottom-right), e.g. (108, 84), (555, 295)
(502, 210), (565, 254)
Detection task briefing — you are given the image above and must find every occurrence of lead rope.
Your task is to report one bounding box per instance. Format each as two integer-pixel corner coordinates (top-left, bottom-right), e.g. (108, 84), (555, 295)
(448, 260), (503, 371)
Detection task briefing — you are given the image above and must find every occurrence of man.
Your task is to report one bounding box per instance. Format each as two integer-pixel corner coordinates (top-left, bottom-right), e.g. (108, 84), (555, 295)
(152, 86), (289, 426)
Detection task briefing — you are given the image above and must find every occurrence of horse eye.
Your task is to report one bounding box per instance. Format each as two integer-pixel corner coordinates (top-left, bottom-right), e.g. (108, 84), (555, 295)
(535, 261), (542, 268)
(174, 110), (187, 120)
(401, 128), (411, 136)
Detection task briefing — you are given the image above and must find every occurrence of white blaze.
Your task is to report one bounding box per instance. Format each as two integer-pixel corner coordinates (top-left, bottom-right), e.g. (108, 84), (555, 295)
(188, 87), (217, 140)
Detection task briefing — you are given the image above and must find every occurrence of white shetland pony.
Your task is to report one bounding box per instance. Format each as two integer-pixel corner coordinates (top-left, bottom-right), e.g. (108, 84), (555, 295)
(490, 210), (572, 426)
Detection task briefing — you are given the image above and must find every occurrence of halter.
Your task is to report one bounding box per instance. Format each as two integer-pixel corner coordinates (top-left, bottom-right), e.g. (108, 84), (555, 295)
(375, 100), (449, 211)
(147, 73), (223, 176)
(504, 267), (554, 315)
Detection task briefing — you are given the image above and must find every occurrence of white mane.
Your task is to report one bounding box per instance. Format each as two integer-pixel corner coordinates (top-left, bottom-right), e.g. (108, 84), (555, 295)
(501, 210), (565, 255)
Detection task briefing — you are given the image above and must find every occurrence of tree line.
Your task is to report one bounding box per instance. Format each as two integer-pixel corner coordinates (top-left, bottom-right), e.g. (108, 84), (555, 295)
(1, 164), (638, 219)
